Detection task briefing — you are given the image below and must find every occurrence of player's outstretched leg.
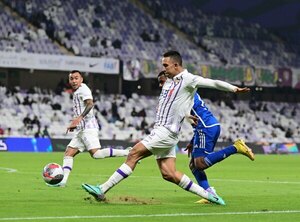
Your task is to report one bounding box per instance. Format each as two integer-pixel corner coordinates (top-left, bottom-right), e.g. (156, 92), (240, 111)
(195, 187), (217, 204)
(178, 174), (225, 205)
(233, 139), (255, 161)
(207, 192), (225, 205)
(82, 184), (106, 201)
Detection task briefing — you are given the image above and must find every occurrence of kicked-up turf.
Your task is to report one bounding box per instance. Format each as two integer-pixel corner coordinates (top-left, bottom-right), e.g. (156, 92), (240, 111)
(0, 152), (300, 222)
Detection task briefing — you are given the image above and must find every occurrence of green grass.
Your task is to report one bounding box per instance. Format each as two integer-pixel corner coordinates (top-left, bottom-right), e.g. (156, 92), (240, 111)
(0, 152), (300, 222)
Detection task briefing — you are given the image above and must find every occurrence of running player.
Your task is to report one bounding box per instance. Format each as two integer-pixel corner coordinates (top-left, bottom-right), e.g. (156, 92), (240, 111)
(50, 70), (129, 187)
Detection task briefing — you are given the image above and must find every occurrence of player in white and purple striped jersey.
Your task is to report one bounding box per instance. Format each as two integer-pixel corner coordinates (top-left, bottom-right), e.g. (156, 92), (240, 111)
(159, 71), (255, 204)
(82, 51), (250, 205)
(50, 70), (129, 187)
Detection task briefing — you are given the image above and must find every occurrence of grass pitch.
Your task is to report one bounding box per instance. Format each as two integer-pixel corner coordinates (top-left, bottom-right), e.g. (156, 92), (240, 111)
(0, 152), (300, 222)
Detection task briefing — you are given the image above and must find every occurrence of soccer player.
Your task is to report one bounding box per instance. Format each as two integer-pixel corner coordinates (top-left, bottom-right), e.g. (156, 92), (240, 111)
(81, 51), (250, 205)
(158, 71), (255, 204)
(51, 70), (129, 187)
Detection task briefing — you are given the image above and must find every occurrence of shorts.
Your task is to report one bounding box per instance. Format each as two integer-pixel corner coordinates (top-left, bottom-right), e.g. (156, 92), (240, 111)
(68, 128), (101, 152)
(141, 126), (179, 159)
(192, 125), (220, 158)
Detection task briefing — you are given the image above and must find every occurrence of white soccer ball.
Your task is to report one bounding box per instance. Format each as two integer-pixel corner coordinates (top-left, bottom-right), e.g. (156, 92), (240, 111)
(42, 163), (64, 185)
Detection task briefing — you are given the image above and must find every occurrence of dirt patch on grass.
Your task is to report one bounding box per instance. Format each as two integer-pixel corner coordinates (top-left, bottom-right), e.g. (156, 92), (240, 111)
(83, 195), (160, 205)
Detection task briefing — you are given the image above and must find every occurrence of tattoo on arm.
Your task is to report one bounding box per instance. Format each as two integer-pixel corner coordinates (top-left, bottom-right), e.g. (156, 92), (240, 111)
(81, 99), (94, 118)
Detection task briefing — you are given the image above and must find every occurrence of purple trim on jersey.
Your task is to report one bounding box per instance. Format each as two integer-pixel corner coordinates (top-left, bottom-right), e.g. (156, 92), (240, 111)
(177, 116), (185, 132)
(75, 95), (84, 129)
(73, 96), (80, 117)
(185, 180), (193, 191)
(117, 169), (128, 178)
(109, 148), (113, 157)
(63, 166), (72, 171)
(82, 118), (86, 129)
(163, 78), (183, 125)
(157, 82), (174, 125)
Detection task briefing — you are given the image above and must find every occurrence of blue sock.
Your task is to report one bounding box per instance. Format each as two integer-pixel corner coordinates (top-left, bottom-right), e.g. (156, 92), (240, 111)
(204, 145), (237, 166)
(192, 168), (210, 190)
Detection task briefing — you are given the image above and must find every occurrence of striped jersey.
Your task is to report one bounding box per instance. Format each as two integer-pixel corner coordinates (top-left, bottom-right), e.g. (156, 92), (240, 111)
(155, 69), (236, 134)
(72, 83), (98, 130)
(191, 93), (220, 129)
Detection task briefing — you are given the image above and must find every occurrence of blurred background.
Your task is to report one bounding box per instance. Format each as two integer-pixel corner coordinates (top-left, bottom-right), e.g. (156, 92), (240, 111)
(0, 0), (299, 154)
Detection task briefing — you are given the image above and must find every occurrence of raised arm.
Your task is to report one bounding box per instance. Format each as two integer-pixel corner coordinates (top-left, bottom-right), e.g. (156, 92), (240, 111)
(195, 76), (250, 93)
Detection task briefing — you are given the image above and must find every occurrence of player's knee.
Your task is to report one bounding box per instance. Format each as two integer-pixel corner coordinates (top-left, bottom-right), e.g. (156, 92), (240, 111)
(194, 157), (208, 170)
(64, 147), (79, 157)
(92, 150), (105, 159)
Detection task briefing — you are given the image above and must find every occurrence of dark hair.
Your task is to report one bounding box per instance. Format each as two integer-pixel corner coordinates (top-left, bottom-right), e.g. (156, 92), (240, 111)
(157, 70), (166, 78)
(69, 70), (83, 77)
(163, 50), (182, 66)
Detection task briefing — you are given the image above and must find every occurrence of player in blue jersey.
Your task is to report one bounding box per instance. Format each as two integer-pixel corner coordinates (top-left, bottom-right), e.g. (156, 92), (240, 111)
(158, 70), (255, 204)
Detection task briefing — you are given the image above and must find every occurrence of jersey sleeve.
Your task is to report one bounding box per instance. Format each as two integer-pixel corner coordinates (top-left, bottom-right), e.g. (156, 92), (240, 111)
(81, 85), (93, 101)
(192, 75), (237, 92)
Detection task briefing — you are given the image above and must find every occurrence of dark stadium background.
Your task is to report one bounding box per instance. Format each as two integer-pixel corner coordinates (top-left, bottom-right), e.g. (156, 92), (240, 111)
(0, 0), (299, 154)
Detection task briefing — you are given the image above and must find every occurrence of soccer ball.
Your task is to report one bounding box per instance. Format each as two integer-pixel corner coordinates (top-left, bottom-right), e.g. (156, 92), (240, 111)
(42, 163), (64, 185)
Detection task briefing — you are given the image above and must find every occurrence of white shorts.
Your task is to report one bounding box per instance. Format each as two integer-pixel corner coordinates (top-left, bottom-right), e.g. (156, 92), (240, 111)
(141, 126), (179, 159)
(68, 128), (101, 152)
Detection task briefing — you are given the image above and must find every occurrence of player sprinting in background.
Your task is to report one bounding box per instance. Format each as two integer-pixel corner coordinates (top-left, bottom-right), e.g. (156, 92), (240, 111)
(158, 71), (255, 204)
(50, 70), (129, 187)
(81, 51), (250, 205)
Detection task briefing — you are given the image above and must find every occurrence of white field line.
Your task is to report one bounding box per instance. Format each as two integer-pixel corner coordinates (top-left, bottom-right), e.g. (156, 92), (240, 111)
(0, 167), (17, 173)
(0, 210), (300, 221)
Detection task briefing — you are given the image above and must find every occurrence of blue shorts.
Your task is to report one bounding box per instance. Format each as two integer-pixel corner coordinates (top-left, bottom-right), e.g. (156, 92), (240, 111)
(191, 125), (220, 158)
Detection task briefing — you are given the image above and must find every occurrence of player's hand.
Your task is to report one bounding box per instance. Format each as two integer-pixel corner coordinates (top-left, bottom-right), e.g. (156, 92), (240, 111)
(184, 143), (193, 157)
(66, 116), (82, 134)
(188, 115), (198, 126)
(234, 87), (250, 93)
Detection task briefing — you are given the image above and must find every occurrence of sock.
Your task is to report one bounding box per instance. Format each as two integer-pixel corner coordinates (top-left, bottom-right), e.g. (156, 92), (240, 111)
(178, 174), (208, 199)
(60, 156), (73, 184)
(206, 187), (216, 195)
(101, 163), (132, 193)
(204, 145), (237, 166)
(192, 168), (210, 190)
(93, 148), (129, 159)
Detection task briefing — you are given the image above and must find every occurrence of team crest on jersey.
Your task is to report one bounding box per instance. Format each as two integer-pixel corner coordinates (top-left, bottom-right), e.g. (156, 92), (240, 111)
(161, 89), (169, 98)
(174, 77), (181, 85)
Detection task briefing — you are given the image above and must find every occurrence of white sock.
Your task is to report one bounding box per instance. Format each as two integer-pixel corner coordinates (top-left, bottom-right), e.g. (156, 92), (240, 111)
(61, 156), (73, 184)
(178, 174), (208, 199)
(93, 148), (129, 159)
(101, 163), (132, 193)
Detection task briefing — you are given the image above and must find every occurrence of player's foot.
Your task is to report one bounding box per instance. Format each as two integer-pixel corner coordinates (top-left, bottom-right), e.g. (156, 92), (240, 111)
(81, 183), (106, 201)
(46, 182), (66, 187)
(195, 198), (211, 204)
(234, 139), (255, 161)
(206, 187), (217, 195)
(195, 187), (217, 204)
(207, 193), (226, 205)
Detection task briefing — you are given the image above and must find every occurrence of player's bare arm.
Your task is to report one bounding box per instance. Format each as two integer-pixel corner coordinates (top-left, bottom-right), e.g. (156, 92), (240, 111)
(66, 99), (94, 133)
(234, 87), (250, 93)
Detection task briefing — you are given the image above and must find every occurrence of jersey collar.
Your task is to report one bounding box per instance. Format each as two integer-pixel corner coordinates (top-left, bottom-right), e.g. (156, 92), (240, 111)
(172, 69), (187, 81)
